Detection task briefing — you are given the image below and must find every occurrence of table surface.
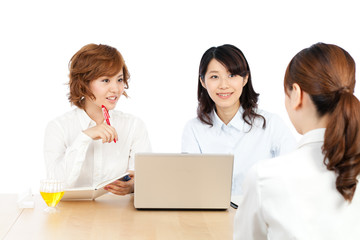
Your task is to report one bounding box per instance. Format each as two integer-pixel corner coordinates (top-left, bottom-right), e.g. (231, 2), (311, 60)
(1, 193), (236, 240)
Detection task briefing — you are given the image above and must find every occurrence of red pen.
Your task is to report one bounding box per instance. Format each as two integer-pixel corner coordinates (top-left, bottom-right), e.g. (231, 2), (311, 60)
(101, 105), (117, 143)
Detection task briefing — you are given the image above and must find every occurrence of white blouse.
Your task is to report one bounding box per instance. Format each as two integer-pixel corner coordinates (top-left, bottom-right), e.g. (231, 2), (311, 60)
(234, 128), (360, 240)
(44, 108), (151, 188)
(181, 107), (296, 196)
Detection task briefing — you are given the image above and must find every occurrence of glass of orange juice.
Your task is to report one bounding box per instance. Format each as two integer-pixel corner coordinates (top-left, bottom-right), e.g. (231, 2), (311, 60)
(40, 179), (64, 213)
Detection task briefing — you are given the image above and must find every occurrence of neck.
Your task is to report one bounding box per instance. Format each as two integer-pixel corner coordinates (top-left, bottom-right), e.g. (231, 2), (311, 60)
(216, 105), (240, 125)
(301, 114), (329, 134)
(84, 101), (104, 125)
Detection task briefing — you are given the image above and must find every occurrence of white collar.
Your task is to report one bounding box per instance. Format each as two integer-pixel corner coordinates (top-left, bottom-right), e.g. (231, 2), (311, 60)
(213, 107), (245, 131)
(76, 108), (114, 130)
(297, 128), (326, 149)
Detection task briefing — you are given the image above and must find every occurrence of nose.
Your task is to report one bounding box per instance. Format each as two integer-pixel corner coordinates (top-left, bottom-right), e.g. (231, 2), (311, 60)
(109, 80), (124, 94)
(219, 77), (229, 89)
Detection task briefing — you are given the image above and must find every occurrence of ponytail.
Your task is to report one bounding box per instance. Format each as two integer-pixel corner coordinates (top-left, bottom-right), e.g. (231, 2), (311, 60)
(285, 42), (360, 202)
(323, 91), (360, 202)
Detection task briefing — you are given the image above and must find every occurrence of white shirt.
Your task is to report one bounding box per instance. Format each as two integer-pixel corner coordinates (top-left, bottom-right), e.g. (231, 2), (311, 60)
(44, 108), (151, 188)
(181, 108), (296, 196)
(234, 128), (360, 240)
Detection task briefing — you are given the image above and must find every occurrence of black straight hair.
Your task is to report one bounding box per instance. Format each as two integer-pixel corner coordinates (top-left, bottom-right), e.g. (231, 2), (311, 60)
(197, 44), (265, 129)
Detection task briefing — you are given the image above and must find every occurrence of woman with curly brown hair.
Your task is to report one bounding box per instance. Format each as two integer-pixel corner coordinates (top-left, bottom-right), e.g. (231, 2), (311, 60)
(44, 44), (151, 195)
(234, 43), (360, 239)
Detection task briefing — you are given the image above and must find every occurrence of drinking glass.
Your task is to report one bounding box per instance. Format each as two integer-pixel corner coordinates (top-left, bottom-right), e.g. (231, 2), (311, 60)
(40, 179), (64, 213)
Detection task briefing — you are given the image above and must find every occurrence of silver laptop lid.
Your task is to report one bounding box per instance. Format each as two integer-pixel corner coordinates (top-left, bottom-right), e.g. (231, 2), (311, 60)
(134, 153), (234, 209)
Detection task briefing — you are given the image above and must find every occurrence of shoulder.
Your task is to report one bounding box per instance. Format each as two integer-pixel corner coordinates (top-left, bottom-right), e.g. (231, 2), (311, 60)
(45, 109), (81, 136)
(256, 108), (288, 129)
(247, 108), (277, 130)
(256, 108), (278, 122)
(183, 116), (212, 131)
(256, 149), (303, 180)
(47, 108), (79, 127)
(184, 117), (201, 127)
(257, 153), (292, 170)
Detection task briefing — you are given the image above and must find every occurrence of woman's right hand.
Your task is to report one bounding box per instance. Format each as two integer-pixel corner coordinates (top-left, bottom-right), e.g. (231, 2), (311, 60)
(83, 122), (118, 143)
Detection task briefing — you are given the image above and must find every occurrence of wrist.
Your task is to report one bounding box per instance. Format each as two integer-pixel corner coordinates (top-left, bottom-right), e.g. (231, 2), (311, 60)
(82, 129), (95, 140)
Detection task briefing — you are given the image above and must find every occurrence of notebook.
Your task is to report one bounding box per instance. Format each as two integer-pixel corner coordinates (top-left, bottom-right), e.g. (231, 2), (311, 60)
(134, 153), (234, 209)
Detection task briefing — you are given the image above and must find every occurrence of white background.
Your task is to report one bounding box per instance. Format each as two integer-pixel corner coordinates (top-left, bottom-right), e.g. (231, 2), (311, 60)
(1, 0), (359, 193)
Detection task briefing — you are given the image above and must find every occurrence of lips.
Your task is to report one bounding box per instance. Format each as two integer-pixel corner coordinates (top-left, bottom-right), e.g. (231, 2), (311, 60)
(106, 96), (117, 100)
(216, 92), (233, 99)
(217, 93), (232, 97)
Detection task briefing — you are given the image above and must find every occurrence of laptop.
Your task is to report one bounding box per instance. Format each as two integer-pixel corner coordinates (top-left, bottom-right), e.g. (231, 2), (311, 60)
(134, 153), (234, 209)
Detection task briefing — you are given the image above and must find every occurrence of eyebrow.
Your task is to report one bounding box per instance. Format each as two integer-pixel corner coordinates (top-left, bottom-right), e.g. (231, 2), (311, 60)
(207, 71), (219, 74)
(117, 74), (123, 78)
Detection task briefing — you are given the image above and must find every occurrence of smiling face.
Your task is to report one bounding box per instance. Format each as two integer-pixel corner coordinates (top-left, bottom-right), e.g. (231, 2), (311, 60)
(85, 69), (125, 112)
(201, 59), (248, 114)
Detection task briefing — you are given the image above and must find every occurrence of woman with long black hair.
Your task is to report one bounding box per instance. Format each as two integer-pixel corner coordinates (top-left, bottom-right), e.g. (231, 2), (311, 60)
(182, 44), (296, 197)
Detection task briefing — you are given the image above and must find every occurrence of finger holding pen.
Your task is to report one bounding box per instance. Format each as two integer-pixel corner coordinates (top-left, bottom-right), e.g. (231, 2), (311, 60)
(101, 123), (118, 143)
(83, 123), (118, 143)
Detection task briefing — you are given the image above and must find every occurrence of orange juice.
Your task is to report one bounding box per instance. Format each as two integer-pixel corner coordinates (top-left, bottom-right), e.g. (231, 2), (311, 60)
(40, 191), (64, 207)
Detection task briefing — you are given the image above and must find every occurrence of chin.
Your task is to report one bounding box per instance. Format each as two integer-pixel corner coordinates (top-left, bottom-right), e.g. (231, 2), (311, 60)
(103, 102), (117, 109)
(216, 102), (240, 110)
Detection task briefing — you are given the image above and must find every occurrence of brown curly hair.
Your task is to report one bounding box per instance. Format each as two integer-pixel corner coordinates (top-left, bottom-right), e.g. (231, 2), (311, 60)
(67, 44), (129, 108)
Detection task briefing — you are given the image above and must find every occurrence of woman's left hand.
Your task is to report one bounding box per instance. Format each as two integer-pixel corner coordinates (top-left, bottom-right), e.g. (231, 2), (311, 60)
(104, 171), (134, 195)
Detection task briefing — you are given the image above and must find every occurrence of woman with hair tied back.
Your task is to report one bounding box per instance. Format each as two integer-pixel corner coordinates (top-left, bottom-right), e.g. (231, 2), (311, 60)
(44, 44), (151, 195)
(182, 44), (297, 199)
(234, 43), (360, 240)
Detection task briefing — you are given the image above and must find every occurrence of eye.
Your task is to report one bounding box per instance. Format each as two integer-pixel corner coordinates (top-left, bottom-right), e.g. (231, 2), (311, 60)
(210, 75), (219, 79)
(101, 79), (110, 83)
(229, 74), (236, 78)
(117, 78), (123, 82)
